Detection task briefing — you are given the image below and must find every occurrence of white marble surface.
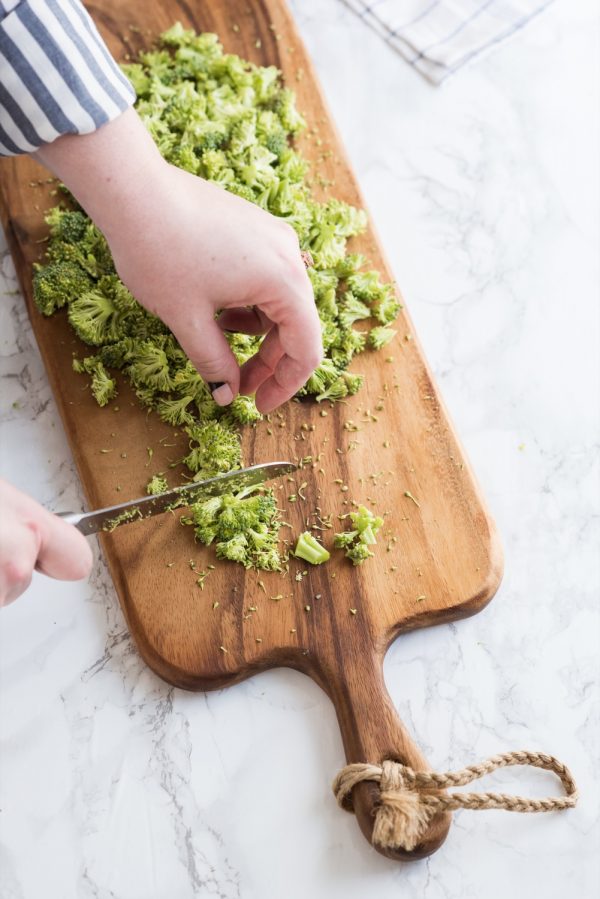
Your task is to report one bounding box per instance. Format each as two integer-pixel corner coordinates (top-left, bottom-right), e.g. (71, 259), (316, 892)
(1, 1), (599, 896)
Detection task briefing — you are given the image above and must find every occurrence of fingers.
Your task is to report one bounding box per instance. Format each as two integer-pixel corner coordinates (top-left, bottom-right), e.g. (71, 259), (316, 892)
(0, 519), (38, 606)
(256, 352), (318, 413)
(36, 512), (93, 581)
(0, 479), (93, 606)
(174, 315), (242, 405)
(242, 290), (323, 412)
(239, 327), (284, 396)
(217, 307), (272, 336)
(249, 270), (323, 412)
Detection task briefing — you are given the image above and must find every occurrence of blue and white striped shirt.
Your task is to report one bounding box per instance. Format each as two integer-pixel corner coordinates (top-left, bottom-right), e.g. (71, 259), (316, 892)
(0, 0), (135, 156)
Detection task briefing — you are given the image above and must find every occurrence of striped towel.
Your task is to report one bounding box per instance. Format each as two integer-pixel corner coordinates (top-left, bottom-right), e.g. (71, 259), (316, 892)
(342, 0), (553, 83)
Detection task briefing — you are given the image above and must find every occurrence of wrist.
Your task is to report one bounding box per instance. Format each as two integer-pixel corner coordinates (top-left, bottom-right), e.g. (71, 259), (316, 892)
(35, 108), (166, 241)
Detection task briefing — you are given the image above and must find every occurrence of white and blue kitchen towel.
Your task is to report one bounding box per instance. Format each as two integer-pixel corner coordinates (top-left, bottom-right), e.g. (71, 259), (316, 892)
(342, 0), (553, 83)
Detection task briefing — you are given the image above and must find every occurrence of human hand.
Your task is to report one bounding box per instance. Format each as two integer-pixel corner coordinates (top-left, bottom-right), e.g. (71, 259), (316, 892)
(0, 479), (93, 606)
(36, 109), (323, 413)
(109, 163), (322, 412)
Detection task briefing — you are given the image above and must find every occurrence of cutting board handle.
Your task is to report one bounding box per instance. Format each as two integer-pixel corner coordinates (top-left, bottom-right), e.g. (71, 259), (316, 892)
(323, 639), (452, 860)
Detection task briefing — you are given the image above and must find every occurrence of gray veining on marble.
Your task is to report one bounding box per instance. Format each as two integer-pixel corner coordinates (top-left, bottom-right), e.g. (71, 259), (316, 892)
(1, 1), (598, 896)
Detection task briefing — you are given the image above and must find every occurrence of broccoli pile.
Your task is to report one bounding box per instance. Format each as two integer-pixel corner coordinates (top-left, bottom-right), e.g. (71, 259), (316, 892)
(31, 24), (402, 570)
(185, 484), (282, 570)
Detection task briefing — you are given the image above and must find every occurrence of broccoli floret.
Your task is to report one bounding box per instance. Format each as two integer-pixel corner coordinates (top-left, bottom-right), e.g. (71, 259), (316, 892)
(72, 354), (117, 406)
(45, 207), (89, 244)
(346, 270), (382, 300)
(216, 532), (249, 564)
(225, 332), (262, 366)
(227, 394), (262, 424)
(337, 292), (371, 330)
(191, 484), (281, 570)
(67, 289), (119, 345)
(368, 326), (397, 350)
(33, 260), (93, 315)
(305, 358), (339, 395)
(147, 474), (169, 495)
(316, 377), (348, 404)
(294, 532), (330, 565)
(330, 327), (366, 369)
(372, 287), (402, 325)
(97, 337), (137, 368)
(191, 494), (223, 544)
(346, 542), (374, 566)
(335, 253), (366, 278)
(334, 504), (384, 565)
(333, 530), (358, 549)
(90, 363), (118, 406)
(184, 420), (241, 480)
(340, 370), (364, 395)
(155, 394), (195, 426)
(127, 342), (173, 392)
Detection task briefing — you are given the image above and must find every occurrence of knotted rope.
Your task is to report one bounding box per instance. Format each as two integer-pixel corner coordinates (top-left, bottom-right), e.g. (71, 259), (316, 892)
(333, 750), (578, 852)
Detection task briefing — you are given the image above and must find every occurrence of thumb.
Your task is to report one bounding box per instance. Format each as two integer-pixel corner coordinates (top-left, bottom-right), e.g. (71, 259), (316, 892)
(36, 511), (93, 581)
(175, 316), (241, 406)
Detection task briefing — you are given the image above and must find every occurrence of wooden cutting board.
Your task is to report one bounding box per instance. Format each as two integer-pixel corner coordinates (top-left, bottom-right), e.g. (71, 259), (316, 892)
(0, 0), (503, 861)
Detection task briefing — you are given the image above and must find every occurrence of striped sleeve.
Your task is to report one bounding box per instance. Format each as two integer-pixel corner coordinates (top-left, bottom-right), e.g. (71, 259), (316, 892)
(0, 0), (135, 156)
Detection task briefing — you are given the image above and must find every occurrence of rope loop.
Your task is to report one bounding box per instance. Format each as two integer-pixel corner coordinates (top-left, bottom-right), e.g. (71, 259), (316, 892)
(332, 750), (578, 852)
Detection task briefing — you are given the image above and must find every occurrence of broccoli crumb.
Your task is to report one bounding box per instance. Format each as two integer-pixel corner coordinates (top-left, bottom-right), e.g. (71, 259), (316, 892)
(146, 474), (169, 495)
(102, 507), (143, 532)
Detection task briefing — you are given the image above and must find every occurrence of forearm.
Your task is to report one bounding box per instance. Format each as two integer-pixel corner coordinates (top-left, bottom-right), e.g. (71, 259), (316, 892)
(35, 107), (164, 241)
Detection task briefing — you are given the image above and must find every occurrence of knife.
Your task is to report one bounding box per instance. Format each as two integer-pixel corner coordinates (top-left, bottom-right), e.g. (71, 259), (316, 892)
(57, 461), (297, 536)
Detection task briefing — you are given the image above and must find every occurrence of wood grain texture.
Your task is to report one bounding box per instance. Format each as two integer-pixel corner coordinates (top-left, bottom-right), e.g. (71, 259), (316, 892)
(0, 0), (503, 860)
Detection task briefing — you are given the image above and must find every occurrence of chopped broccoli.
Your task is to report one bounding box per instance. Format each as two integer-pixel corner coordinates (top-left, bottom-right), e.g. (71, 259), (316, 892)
(90, 362), (118, 406)
(147, 474), (169, 495)
(346, 542), (374, 565)
(33, 260), (94, 316)
(32, 23), (406, 571)
(102, 507), (143, 532)
(45, 208), (89, 244)
(155, 394), (195, 426)
(127, 342), (173, 391)
(316, 377), (348, 404)
(337, 292), (372, 330)
(334, 504), (384, 565)
(340, 370), (364, 395)
(191, 484), (282, 570)
(227, 394), (262, 424)
(184, 421), (241, 480)
(372, 286), (402, 325)
(67, 289), (119, 345)
(294, 532), (330, 565)
(72, 355), (117, 406)
(368, 326), (397, 350)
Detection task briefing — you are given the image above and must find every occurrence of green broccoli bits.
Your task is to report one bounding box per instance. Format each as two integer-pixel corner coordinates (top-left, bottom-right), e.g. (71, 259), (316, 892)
(189, 484), (282, 570)
(334, 505), (384, 566)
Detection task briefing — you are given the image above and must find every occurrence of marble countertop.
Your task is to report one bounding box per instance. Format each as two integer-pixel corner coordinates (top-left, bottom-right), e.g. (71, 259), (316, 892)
(1, 1), (598, 896)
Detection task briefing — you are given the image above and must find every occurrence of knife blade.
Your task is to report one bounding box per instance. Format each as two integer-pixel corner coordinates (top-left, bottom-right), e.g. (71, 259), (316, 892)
(57, 461), (297, 536)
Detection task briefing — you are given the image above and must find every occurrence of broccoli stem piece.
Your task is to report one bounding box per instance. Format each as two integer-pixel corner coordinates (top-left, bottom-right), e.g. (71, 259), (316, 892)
(294, 531), (330, 565)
